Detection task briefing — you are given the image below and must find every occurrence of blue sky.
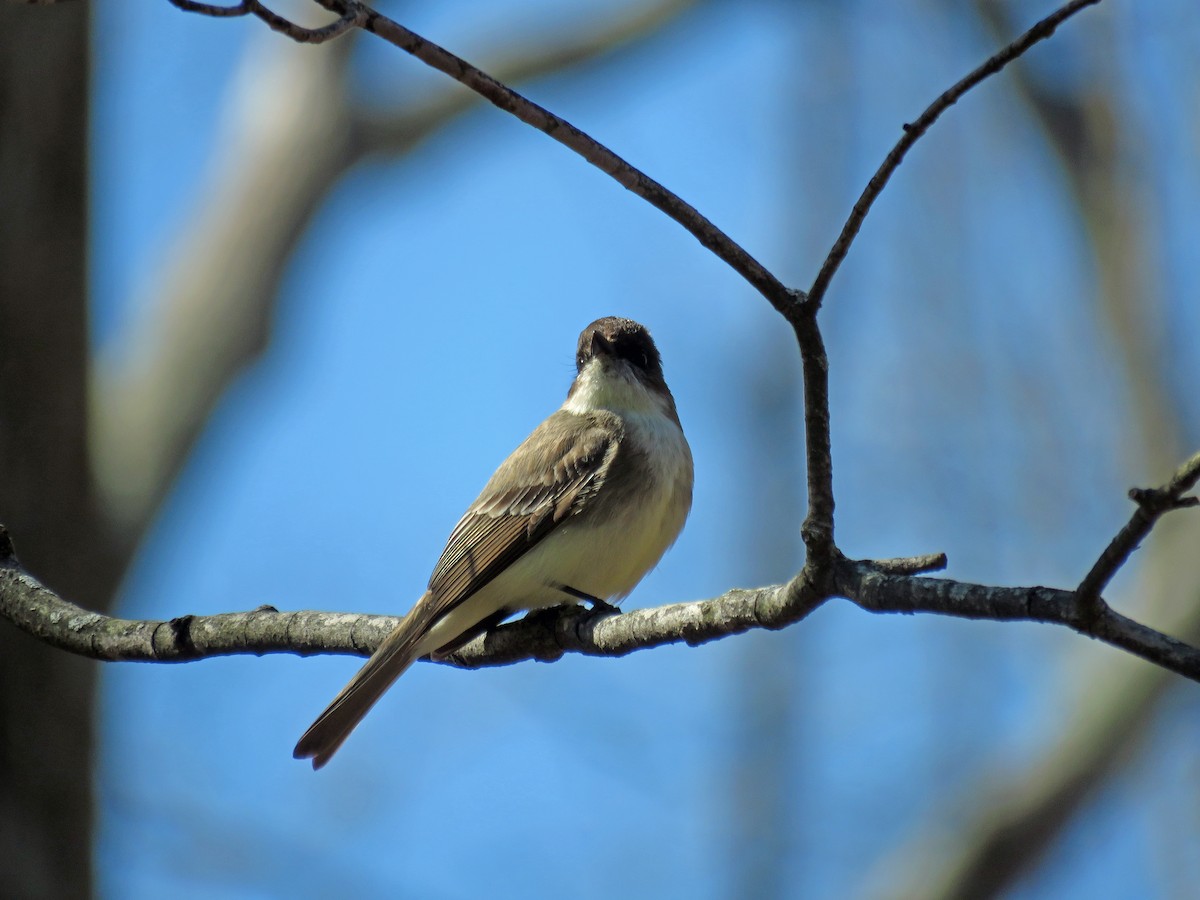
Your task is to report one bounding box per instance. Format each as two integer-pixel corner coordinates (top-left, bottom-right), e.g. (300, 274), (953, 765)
(91, 1), (1200, 897)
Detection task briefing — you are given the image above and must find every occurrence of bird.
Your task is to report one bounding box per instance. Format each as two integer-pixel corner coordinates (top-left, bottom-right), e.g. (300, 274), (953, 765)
(293, 316), (693, 769)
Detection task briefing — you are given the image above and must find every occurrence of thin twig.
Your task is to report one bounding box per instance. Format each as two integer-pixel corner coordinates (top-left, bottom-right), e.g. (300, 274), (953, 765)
(806, 0), (1104, 311)
(1077, 449), (1200, 607)
(248, 0), (361, 44)
(861, 552), (949, 576)
(168, 0), (362, 44)
(167, 0), (248, 16)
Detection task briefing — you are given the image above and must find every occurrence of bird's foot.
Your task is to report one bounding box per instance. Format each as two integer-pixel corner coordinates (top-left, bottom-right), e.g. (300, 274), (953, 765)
(556, 583), (619, 617)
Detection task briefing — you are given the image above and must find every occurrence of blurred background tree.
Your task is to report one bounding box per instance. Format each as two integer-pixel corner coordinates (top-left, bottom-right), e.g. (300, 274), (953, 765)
(2, 3), (98, 896)
(1, 0), (1197, 897)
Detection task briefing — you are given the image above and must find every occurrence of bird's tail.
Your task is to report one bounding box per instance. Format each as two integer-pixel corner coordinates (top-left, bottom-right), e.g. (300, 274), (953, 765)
(293, 597), (438, 769)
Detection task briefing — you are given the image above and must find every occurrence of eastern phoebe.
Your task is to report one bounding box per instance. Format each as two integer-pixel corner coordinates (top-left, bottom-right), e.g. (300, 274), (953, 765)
(294, 316), (693, 768)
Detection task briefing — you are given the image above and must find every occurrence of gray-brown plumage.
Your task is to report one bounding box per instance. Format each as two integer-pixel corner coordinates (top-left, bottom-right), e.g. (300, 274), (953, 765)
(294, 317), (692, 769)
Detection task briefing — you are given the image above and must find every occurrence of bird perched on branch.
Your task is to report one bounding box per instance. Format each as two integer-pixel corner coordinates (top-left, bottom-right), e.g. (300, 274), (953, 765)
(294, 316), (693, 768)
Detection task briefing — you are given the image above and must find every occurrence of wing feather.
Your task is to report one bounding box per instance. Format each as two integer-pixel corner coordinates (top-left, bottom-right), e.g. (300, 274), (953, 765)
(424, 410), (618, 621)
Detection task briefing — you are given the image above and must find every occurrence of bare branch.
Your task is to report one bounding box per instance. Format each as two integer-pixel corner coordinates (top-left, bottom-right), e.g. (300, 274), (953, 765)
(1077, 450), (1200, 607)
(352, 0), (702, 160)
(839, 451), (1200, 684)
(837, 562), (1200, 684)
(793, 309), (836, 564)
(162, 0), (1109, 326)
(806, 0), (1105, 311)
(248, 0), (361, 44)
(0, 531), (824, 665)
(167, 0), (248, 16)
(168, 0), (362, 44)
(6, 491), (1200, 681)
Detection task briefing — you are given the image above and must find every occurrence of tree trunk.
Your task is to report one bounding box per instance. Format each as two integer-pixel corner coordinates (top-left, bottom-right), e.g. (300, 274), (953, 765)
(0, 5), (103, 896)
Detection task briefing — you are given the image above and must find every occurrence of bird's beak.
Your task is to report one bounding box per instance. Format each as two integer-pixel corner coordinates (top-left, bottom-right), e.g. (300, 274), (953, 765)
(590, 331), (615, 357)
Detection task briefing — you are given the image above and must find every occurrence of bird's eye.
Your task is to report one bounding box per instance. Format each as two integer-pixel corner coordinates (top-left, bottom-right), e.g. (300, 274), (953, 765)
(639, 352), (649, 370)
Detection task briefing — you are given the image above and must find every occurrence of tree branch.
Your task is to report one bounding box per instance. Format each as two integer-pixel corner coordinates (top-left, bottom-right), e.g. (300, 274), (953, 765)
(166, 0), (364, 44)
(351, 0), (702, 160)
(1077, 449), (1200, 607)
(806, 0), (1104, 311)
(5, 530), (1200, 681)
(0, 529), (824, 665)
(164, 0), (1110, 326)
(835, 446), (1200, 685)
(793, 308), (837, 565)
(6, 438), (1200, 679)
(166, 0), (248, 16)
(837, 563), (1200, 683)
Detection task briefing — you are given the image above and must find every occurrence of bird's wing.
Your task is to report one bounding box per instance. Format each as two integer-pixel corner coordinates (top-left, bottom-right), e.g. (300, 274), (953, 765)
(425, 409), (619, 616)
(293, 411), (618, 768)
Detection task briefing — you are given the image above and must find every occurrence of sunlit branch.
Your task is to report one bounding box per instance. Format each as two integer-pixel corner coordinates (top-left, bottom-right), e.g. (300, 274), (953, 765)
(6, 441), (1200, 681)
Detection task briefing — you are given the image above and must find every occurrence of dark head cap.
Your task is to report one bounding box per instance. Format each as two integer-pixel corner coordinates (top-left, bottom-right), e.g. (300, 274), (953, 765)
(575, 317), (664, 382)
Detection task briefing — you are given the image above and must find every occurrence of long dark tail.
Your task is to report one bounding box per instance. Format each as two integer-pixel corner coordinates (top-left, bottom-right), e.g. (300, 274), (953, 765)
(293, 598), (436, 769)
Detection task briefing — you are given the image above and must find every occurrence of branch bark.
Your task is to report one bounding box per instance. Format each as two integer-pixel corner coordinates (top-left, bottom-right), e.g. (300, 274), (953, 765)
(4, 538), (1199, 679)
(5, 447), (1200, 681)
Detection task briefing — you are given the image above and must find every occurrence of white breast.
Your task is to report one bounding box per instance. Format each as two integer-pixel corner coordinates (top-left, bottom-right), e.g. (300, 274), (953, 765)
(593, 407), (693, 596)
